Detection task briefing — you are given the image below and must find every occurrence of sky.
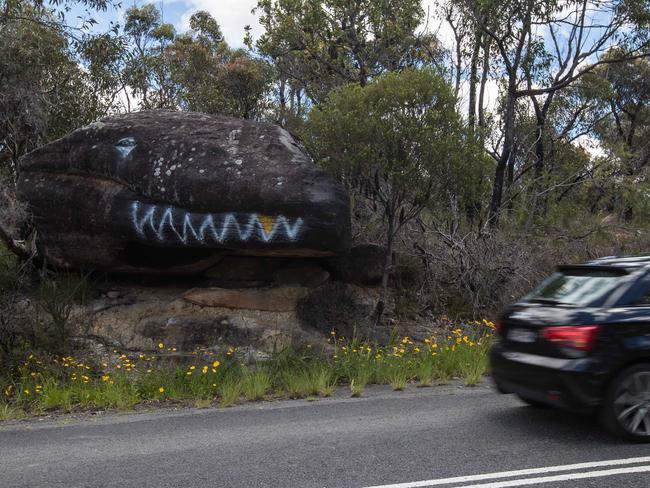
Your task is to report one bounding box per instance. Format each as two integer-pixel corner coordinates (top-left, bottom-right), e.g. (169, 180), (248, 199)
(68, 0), (263, 47)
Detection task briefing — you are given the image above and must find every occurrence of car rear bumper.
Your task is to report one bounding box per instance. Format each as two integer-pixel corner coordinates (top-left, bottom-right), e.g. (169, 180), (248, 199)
(490, 341), (608, 411)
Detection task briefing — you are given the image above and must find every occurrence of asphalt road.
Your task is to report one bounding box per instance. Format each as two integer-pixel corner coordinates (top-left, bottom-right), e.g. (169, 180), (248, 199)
(1, 382), (650, 488)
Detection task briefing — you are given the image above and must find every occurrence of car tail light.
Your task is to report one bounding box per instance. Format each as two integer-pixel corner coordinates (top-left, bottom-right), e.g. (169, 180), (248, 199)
(542, 325), (600, 351)
(495, 320), (504, 334)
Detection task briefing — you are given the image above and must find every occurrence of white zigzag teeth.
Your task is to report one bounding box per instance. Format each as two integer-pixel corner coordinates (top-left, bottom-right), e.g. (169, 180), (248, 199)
(130, 201), (304, 244)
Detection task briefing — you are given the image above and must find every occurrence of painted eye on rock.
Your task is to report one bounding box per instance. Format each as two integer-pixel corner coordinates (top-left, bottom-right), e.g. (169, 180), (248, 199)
(115, 137), (137, 160)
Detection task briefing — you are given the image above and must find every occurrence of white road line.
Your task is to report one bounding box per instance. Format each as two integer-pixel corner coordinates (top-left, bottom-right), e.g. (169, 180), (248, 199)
(362, 456), (650, 488)
(457, 465), (650, 488)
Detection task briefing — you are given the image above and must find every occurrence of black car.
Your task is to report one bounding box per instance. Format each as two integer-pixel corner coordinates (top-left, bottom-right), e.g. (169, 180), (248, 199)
(491, 255), (650, 442)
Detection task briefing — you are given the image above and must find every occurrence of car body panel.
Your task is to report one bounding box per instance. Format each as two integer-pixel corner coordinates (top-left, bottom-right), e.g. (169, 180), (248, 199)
(490, 257), (650, 413)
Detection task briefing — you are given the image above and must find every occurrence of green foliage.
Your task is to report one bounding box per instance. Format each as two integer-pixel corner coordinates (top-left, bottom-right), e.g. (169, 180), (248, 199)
(308, 69), (488, 219)
(0, 3), (114, 176)
(254, 0), (443, 105)
(121, 5), (274, 118)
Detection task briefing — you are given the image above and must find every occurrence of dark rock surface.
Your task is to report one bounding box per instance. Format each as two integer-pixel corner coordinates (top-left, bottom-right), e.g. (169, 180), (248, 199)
(204, 256), (278, 287)
(273, 265), (330, 288)
(17, 110), (351, 274)
(328, 244), (388, 286)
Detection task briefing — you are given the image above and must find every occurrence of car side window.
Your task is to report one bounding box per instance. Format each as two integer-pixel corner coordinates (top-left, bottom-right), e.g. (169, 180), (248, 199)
(632, 282), (650, 306)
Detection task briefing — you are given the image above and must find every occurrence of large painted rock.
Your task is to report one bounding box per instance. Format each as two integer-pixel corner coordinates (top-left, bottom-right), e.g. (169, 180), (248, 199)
(17, 110), (351, 274)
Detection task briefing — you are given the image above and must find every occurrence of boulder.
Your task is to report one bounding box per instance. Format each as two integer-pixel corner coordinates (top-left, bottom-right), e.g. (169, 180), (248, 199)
(17, 110), (351, 274)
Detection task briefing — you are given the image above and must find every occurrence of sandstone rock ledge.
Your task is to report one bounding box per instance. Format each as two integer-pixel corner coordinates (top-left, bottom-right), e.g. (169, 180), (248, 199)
(79, 284), (380, 355)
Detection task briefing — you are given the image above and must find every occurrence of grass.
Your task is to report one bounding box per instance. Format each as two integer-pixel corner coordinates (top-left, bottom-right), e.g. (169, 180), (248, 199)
(218, 378), (241, 407)
(241, 369), (271, 401)
(0, 321), (495, 419)
(0, 403), (24, 421)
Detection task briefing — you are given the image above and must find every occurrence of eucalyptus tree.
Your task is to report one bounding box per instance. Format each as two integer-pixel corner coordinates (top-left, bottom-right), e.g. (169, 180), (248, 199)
(307, 69), (487, 326)
(577, 51), (650, 219)
(169, 12), (274, 119)
(0, 3), (117, 179)
(122, 4), (179, 109)
(253, 0), (445, 124)
(457, 0), (650, 225)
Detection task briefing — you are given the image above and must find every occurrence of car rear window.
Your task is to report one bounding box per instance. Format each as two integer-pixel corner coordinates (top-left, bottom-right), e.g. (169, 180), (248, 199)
(524, 267), (626, 306)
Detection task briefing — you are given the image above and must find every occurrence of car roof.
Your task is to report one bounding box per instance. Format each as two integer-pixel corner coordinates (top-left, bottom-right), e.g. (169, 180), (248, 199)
(582, 255), (650, 271)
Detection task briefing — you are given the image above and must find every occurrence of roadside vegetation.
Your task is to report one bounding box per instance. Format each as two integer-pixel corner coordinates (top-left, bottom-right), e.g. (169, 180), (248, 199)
(0, 322), (494, 420)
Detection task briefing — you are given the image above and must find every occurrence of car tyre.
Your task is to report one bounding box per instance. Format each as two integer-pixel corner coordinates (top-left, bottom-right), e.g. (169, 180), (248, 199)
(602, 363), (650, 443)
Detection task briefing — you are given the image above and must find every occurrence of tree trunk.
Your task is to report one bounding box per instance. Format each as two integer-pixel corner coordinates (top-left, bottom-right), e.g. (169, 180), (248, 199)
(488, 85), (516, 225)
(278, 77), (287, 126)
(373, 213), (395, 333)
(468, 31), (482, 131)
(478, 38), (491, 130)
(528, 93), (554, 222)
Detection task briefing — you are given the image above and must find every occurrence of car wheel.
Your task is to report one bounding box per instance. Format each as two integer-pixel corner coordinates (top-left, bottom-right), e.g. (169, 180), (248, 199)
(517, 394), (550, 409)
(602, 364), (650, 442)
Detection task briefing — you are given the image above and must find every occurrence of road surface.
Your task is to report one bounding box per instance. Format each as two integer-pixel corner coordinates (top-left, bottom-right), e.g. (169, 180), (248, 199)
(1, 382), (649, 488)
